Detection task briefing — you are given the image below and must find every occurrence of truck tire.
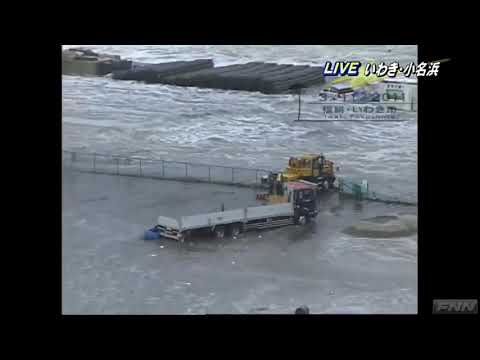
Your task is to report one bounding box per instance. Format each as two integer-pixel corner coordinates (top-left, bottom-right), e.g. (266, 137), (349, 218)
(294, 216), (306, 225)
(182, 230), (192, 242)
(231, 223), (241, 237)
(322, 180), (329, 190)
(328, 177), (336, 190)
(214, 226), (225, 239)
(294, 211), (307, 225)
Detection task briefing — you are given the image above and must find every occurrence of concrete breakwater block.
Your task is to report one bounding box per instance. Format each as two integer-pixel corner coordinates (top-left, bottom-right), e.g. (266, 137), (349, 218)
(62, 48), (132, 76)
(63, 48), (325, 93)
(112, 59), (214, 83)
(162, 62), (325, 94)
(162, 62), (265, 87)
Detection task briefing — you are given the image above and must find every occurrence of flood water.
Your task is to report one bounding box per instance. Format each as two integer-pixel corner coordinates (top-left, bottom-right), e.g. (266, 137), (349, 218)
(62, 45), (418, 314)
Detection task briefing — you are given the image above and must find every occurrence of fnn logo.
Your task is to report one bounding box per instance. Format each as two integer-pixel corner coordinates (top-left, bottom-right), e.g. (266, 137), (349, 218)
(433, 299), (478, 314)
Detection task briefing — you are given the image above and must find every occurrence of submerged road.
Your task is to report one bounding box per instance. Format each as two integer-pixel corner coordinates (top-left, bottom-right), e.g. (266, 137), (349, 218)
(62, 169), (417, 314)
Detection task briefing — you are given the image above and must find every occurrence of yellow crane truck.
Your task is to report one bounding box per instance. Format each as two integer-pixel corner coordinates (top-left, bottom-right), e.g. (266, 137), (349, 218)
(260, 154), (336, 202)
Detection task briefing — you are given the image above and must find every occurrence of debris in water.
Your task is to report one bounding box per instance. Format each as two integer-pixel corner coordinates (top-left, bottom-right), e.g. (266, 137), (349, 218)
(159, 245), (165, 249)
(150, 254), (158, 257)
(184, 282), (191, 286)
(73, 219), (87, 226)
(232, 261), (236, 265)
(329, 290), (335, 295)
(258, 235), (262, 239)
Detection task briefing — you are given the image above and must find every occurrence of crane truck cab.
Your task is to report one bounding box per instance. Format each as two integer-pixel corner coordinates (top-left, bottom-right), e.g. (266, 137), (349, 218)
(261, 154), (336, 190)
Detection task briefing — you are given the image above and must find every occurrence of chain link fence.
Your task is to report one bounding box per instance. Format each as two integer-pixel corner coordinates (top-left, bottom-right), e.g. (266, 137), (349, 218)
(63, 150), (271, 188)
(338, 177), (417, 206)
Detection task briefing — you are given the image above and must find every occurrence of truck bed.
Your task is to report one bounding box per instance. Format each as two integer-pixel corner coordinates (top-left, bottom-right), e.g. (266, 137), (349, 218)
(158, 202), (294, 232)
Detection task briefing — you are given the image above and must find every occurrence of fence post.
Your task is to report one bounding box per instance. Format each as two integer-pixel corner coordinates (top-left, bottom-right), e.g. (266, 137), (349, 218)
(185, 163), (188, 177)
(93, 153), (96, 172)
(256, 170), (258, 184)
(71, 151), (76, 166)
(139, 159), (142, 176)
(116, 158), (119, 175)
(232, 168), (234, 183)
(208, 166), (211, 182)
(162, 160), (165, 177)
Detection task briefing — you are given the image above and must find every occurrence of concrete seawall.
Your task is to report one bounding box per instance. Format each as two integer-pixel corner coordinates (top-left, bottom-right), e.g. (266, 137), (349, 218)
(62, 48), (325, 94)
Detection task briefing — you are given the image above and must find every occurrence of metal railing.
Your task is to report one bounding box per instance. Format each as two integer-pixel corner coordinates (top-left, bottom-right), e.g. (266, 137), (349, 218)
(63, 150), (271, 188)
(338, 178), (417, 206)
(62, 150), (417, 206)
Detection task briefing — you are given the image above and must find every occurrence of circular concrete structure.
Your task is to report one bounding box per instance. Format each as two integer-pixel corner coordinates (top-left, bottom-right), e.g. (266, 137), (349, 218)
(343, 214), (417, 238)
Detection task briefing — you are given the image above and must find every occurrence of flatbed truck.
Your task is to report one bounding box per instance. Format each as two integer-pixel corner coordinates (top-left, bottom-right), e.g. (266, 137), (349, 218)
(145, 181), (318, 241)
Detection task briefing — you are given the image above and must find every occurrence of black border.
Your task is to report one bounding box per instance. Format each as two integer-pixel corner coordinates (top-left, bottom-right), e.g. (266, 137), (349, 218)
(419, 42), (479, 317)
(48, 37), (478, 320)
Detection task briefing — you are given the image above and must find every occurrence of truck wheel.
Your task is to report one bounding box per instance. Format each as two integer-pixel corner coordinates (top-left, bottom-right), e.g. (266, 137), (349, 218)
(231, 224), (241, 237)
(322, 180), (329, 190)
(294, 215), (306, 225)
(183, 230), (191, 242)
(215, 226), (225, 239)
(328, 178), (335, 190)
(299, 216), (307, 225)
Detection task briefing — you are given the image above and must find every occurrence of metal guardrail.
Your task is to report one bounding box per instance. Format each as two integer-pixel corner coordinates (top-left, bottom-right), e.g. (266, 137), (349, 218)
(62, 150), (271, 188)
(338, 178), (417, 206)
(62, 150), (417, 206)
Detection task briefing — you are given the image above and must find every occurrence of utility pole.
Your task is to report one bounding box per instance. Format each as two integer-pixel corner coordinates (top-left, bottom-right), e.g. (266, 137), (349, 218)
(297, 87), (302, 121)
(290, 83), (303, 122)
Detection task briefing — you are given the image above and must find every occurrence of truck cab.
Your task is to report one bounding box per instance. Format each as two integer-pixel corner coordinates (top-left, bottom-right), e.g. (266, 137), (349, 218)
(263, 180), (318, 221)
(287, 181), (318, 222)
